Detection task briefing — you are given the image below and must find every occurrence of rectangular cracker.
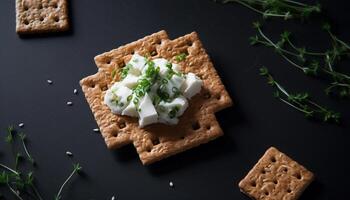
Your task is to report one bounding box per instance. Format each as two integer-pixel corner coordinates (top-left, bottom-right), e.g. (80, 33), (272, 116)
(239, 147), (314, 200)
(16, 0), (69, 34)
(80, 30), (233, 165)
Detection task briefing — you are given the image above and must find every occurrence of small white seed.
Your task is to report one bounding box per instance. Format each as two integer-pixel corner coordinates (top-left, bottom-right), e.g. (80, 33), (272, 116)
(66, 151), (73, 156)
(93, 128), (100, 132)
(18, 123), (24, 128)
(67, 101), (73, 106)
(73, 89), (78, 94)
(47, 79), (53, 84)
(169, 181), (174, 187)
(111, 196), (116, 200)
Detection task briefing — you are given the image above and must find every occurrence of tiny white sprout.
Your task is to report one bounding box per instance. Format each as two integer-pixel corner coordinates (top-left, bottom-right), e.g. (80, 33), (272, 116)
(93, 128), (100, 132)
(66, 151), (73, 156)
(169, 181), (174, 187)
(18, 123), (24, 128)
(74, 89), (78, 94)
(67, 101), (73, 106)
(47, 79), (53, 84)
(111, 196), (116, 200)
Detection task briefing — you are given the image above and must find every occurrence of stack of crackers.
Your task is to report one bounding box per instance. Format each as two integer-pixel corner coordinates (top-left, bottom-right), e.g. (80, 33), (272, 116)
(80, 30), (233, 165)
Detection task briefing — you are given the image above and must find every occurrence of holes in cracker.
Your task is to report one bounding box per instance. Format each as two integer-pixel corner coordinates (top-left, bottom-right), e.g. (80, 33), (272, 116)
(52, 3), (58, 8)
(287, 188), (292, 193)
(37, 4), (43, 9)
(264, 191), (269, 196)
(152, 138), (160, 146)
(216, 95), (221, 100)
(294, 172), (302, 180)
(282, 167), (288, 173)
(54, 16), (60, 22)
(23, 20), (29, 25)
(192, 121), (200, 131)
(112, 130), (119, 136)
(206, 125), (211, 130)
(250, 180), (256, 187)
(273, 179), (278, 184)
(187, 40), (193, 47)
(180, 136), (185, 140)
(39, 17), (44, 22)
(270, 156), (277, 163)
(261, 168), (266, 174)
(100, 84), (108, 91)
(150, 50), (158, 57)
(203, 92), (211, 99)
(146, 146), (152, 152)
(118, 121), (126, 129)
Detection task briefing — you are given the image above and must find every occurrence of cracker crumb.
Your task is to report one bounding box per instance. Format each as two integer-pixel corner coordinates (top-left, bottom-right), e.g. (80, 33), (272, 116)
(169, 181), (174, 187)
(18, 123), (24, 128)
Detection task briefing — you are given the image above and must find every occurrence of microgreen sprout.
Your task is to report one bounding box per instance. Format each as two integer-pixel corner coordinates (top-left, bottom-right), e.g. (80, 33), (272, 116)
(19, 133), (35, 165)
(54, 163), (82, 200)
(260, 67), (341, 123)
(251, 22), (350, 97)
(216, 0), (321, 20)
(175, 53), (187, 62)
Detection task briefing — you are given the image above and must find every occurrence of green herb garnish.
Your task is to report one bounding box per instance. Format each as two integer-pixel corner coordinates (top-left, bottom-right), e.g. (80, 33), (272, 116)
(175, 53), (187, 62)
(54, 163), (82, 200)
(168, 106), (180, 118)
(120, 64), (132, 79)
(251, 22), (350, 98)
(216, 0), (321, 20)
(260, 67), (341, 123)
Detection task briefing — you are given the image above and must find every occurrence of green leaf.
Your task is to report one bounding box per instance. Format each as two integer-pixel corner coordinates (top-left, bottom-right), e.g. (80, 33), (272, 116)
(259, 67), (269, 76)
(175, 53), (187, 62)
(249, 35), (259, 45)
(252, 21), (261, 29)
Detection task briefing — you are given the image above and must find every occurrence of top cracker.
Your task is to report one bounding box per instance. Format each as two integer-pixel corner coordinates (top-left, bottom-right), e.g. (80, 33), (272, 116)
(80, 30), (232, 165)
(16, 0), (69, 34)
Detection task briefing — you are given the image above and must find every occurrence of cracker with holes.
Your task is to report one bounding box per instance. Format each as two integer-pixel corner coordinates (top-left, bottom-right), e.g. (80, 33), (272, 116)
(239, 147), (314, 200)
(80, 30), (232, 165)
(16, 0), (69, 34)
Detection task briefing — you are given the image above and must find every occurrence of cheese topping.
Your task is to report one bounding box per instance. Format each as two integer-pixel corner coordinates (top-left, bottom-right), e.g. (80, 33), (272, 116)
(104, 53), (202, 127)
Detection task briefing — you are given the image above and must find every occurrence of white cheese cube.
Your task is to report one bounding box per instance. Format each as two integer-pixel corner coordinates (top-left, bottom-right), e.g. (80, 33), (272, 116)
(128, 53), (147, 75)
(104, 85), (132, 114)
(153, 58), (169, 77)
(165, 74), (185, 98)
(138, 94), (158, 127)
(157, 96), (188, 124)
(181, 73), (202, 99)
(120, 74), (139, 88)
(122, 95), (138, 117)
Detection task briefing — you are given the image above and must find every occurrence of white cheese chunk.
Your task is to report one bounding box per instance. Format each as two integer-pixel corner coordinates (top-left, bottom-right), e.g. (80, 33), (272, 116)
(138, 94), (158, 127)
(164, 74), (185, 98)
(120, 74), (139, 88)
(157, 96), (188, 124)
(104, 85), (132, 114)
(181, 73), (203, 99)
(128, 54), (147, 75)
(153, 58), (169, 76)
(122, 95), (138, 117)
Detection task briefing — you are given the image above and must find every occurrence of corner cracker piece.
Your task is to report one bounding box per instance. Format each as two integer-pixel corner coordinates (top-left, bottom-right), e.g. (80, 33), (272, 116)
(80, 30), (233, 165)
(16, 0), (69, 34)
(239, 147), (314, 200)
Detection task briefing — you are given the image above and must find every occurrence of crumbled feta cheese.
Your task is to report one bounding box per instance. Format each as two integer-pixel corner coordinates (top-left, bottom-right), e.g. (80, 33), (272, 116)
(138, 94), (158, 127)
(181, 73), (202, 99)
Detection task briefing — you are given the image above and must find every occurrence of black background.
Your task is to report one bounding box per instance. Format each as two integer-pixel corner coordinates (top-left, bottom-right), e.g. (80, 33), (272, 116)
(0, 0), (349, 199)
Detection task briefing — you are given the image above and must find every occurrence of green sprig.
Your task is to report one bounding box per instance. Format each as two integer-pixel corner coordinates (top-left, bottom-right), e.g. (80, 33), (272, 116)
(54, 163), (82, 200)
(216, 0), (321, 20)
(252, 23), (350, 97)
(260, 67), (341, 123)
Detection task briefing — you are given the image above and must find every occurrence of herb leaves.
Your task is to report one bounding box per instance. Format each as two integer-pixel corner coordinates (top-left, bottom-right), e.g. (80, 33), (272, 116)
(1, 126), (82, 200)
(260, 67), (341, 123)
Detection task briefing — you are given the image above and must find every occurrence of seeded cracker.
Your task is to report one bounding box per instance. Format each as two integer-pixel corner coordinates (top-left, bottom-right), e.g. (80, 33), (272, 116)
(16, 0), (69, 34)
(80, 31), (233, 165)
(239, 147), (314, 200)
